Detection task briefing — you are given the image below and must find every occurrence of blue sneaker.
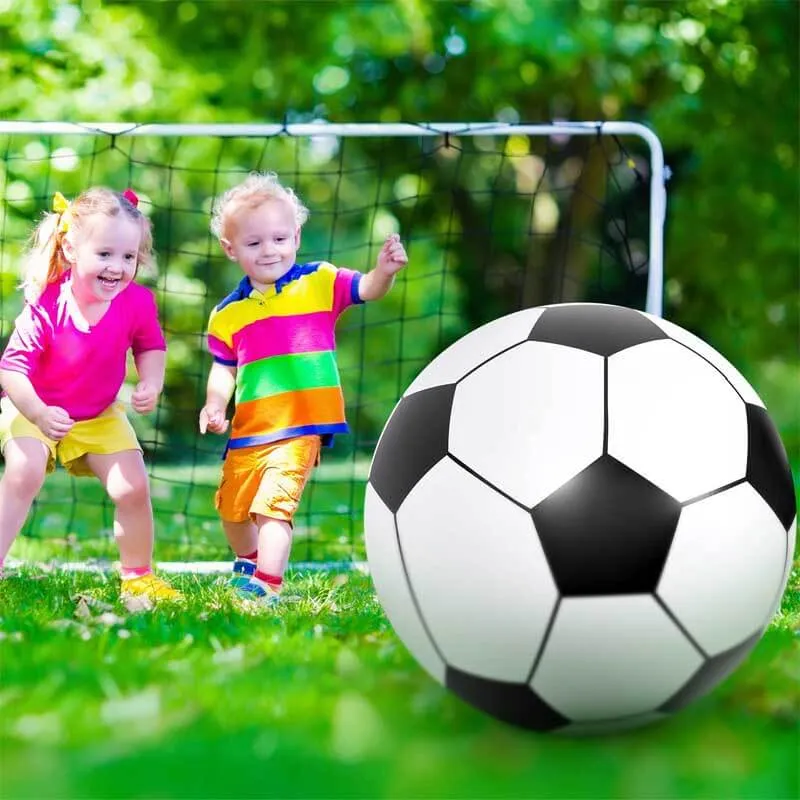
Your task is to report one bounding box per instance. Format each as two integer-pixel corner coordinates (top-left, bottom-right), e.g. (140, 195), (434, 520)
(230, 558), (256, 589)
(236, 579), (280, 608)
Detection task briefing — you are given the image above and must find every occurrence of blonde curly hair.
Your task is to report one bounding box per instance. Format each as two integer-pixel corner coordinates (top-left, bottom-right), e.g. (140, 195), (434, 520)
(210, 172), (309, 240)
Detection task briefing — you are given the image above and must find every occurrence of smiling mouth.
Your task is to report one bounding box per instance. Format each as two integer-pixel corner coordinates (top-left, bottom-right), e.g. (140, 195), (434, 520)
(98, 276), (121, 288)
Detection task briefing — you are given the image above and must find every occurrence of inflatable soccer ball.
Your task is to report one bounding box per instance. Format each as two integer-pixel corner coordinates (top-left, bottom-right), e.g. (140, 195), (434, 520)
(364, 303), (796, 735)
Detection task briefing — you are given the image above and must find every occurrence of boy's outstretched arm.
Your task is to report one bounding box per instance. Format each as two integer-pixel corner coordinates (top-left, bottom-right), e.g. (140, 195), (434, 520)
(359, 233), (408, 302)
(132, 349), (166, 414)
(199, 362), (236, 434)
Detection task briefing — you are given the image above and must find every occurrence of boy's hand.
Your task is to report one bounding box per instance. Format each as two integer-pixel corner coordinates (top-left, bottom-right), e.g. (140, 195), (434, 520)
(376, 233), (408, 276)
(131, 381), (160, 414)
(35, 406), (74, 441)
(199, 404), (229, 435)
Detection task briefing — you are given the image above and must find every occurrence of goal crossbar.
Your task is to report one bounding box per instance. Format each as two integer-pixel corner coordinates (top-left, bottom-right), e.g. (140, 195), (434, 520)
(0, 120), (666, 316)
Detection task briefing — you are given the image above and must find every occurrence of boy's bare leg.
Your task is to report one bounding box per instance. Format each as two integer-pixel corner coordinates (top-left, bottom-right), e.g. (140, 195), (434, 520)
(254, 514), (293, 579)
(222, 519), (259, 556)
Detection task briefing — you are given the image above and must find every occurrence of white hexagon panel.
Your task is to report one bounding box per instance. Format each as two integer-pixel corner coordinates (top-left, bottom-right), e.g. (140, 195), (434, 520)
(657, 483), (790, 656)
(770, 517), (798, 620)
(364, 483), (446, 684)
(403, 307), (546, 397)
(450, 341), (605, 508)
(608, 338), (748, 502)
(531, 595), (703, 721)
(644, 314), (765, 407)
(396, 458), (558, 683)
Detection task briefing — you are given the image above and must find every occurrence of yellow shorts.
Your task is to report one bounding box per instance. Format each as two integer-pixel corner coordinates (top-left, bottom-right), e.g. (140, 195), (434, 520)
(0, 397), (141, 477)
(215, 435), (322, 524)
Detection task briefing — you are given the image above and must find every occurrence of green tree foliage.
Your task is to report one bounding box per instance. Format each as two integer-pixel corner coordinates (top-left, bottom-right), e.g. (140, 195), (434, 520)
(1, 0), (797, 458)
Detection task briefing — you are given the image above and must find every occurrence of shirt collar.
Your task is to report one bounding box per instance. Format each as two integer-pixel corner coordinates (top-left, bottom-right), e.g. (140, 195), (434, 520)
(242, 263), (301, 298)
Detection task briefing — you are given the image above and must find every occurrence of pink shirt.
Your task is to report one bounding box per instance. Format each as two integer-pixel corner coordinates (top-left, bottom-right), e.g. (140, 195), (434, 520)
(0, 273), (166, 421)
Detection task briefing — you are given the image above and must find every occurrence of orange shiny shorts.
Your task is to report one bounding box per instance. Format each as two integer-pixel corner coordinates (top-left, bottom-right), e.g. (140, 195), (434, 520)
(215, 435), (321, 524)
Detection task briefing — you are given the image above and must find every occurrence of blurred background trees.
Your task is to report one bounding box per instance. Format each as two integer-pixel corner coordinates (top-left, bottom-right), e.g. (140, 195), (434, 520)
(1, 0), (797, 461)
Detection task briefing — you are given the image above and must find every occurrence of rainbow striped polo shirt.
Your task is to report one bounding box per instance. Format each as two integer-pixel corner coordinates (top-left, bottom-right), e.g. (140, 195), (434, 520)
(207, 261), (363, 450)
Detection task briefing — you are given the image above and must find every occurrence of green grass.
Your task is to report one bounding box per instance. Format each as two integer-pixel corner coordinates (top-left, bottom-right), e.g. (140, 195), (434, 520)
(1, 564), (798, 800)
(3, 462), (799, 798)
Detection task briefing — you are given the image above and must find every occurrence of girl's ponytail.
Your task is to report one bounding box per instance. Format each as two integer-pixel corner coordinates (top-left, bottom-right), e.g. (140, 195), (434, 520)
(20, 193), (72, 303)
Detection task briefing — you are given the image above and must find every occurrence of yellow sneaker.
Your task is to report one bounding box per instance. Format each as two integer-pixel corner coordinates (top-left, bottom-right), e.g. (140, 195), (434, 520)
(120, 573), (183, 607)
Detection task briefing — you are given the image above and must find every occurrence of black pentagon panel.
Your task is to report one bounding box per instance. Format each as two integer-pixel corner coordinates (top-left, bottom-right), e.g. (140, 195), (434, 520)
(446, 666), (568, 732)
(745, 404), (796, 529)
(532, 456), (681, 596)
(556, 711), (669, 737)
(528, 304), (668, 356)
(368, 384), (455, 513)
(659, 631), (762, 713)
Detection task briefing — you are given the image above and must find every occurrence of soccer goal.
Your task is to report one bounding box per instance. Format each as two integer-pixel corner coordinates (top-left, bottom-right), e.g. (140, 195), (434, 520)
(0, 120), (667, 570)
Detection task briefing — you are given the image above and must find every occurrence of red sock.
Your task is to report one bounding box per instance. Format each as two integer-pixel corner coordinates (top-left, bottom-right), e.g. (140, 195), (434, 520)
(252, 570), (282, 593)
(237, 550), (258, 562)
(121, 565), (152, 579)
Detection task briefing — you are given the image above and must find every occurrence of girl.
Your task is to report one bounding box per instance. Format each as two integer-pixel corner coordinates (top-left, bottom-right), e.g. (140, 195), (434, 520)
(0, 188), (181, 604)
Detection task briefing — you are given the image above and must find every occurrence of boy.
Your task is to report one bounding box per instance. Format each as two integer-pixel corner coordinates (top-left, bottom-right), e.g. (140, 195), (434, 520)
(199, 172), (407, 606)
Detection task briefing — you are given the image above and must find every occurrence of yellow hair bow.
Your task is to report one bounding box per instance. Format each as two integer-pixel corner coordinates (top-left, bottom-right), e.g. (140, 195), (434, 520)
(52, 191), (69, 213)
(52, 191), (71, 233)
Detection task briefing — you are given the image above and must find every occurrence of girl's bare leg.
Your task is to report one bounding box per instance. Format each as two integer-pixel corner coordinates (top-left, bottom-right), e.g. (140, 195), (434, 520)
(0, 438), (49, 562)
(86, 450), (153, 568)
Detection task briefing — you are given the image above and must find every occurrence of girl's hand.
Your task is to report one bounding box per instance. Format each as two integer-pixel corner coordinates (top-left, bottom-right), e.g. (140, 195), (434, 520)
(132, 381), (160, 414)
(376, 233), (408, 276)
(199, 404), (229, 435)
(35, 406), (74, 440)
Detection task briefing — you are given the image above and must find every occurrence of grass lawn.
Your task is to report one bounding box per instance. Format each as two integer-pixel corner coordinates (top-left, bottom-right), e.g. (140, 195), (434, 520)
(0, 560), (798, 799)
(1, 462), (798, 799)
